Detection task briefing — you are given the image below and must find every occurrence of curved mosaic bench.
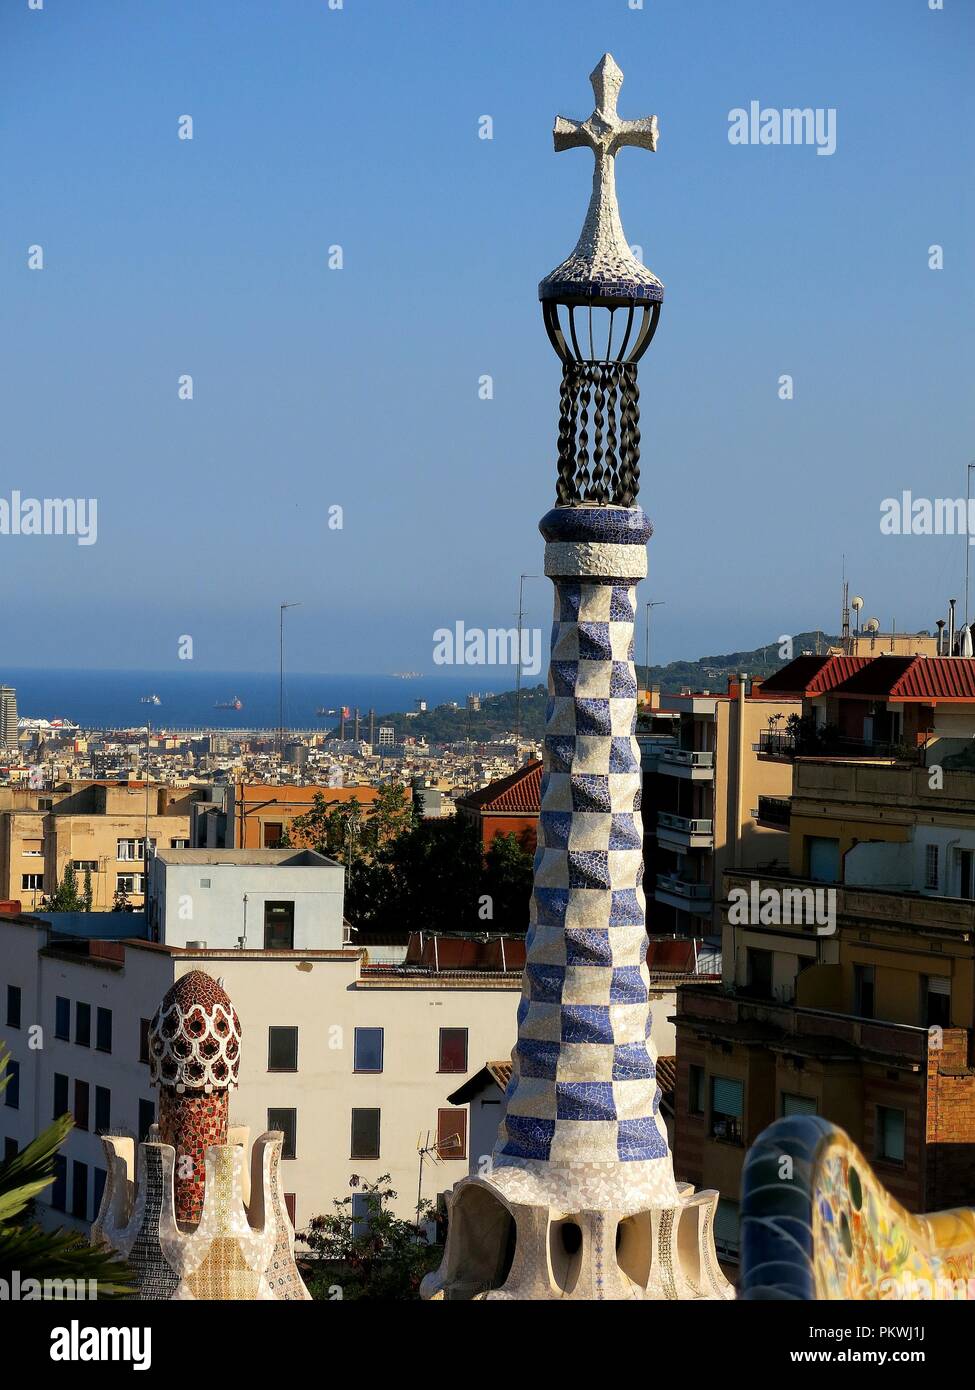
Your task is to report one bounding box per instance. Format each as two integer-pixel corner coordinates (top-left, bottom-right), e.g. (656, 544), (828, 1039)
(740, 1116), (975, 1300)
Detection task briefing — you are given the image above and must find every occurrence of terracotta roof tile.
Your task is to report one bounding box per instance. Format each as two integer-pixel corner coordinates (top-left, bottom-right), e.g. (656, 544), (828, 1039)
(760, 654), (871, 696)
(655, 1055), (677, 1100)
(832, 655), (975, 702)
(456, 760), (542, 815)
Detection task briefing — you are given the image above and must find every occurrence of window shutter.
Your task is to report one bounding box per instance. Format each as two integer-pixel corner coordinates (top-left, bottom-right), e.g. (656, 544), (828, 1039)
(712, 1077), (743, 1115)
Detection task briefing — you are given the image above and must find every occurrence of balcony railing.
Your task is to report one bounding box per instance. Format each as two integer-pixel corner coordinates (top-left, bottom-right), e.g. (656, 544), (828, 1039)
(658, 748), (715, 770)
(756, 795), (791, 828)
(656, 873), (711, 900)
(658, 812), (714, 836)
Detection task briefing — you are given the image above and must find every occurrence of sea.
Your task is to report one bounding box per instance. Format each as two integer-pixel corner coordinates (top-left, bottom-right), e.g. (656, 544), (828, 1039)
(4, 668), (521, 732)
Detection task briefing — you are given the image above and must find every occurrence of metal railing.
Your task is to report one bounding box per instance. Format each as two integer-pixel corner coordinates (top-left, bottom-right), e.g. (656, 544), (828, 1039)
(658, 812), (714, 836)
(656, 874), (711, 899)
(658, 748), (715, 770)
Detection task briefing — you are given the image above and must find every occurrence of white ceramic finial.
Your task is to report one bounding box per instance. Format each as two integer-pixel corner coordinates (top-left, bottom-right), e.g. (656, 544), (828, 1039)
(540, 54), (663, 303)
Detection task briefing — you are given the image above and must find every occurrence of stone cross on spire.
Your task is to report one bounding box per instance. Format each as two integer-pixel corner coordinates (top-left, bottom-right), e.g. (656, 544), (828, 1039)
(540, 53), (664, 305)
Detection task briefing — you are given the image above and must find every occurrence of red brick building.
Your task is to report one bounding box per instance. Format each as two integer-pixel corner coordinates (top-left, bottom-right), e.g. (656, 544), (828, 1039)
(456, 761), (541, 854)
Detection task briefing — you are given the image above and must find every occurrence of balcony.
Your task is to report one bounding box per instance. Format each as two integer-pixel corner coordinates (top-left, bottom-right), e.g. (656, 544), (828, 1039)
(655, 873), (712, 916)
(657, 748), (715, 781)
(676, 984), (936, 1067)
(657, 812), (714, 851)
(755, 795), (791, 828)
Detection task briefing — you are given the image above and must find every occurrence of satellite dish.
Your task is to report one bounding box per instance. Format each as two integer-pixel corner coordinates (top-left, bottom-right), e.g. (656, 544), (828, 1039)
(865, 618), (880, 632)
(851, 596), (864, 612)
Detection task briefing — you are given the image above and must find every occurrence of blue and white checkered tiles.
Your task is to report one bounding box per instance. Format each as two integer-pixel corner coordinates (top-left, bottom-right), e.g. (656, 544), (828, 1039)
(495, 547), (670, 1172)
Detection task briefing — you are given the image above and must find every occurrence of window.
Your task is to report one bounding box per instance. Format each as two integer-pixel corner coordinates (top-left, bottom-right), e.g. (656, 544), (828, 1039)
(117, 838), (154, 861)
(746, 949), (773, 1000)
(95, 1086), (111, 1133)
(4, 1060), (19, 1109)
(876, 1105), (906, 1163)
(923, 975), (951, 1029)
(351, 1192), (372, 1238)
(75, 1002), (91, 1047)
(53, 1073), (69, 1119)
(96, 1007), (113, 1054)
(439, 1027), (468, 1073)
(3, 1137), (17, 1163)
(688, 1064), (706, 1116)
(268, 1027), (298, 1072)
(21, 873), (43, 891)
(437, 1108), (467, 1160)
(71, 1161), (88, 1220)
(268, 1108), (297, 1160)
(139, 1018), (151, 1064)
(284, 1193), (296, 1228)
(72, 860), (98, 873)
(92, 1167), (107, 1221)
(51, 1155), (67, 1212)
(710, 1076), (743, 1144)
(781, 1093), (818, 1117)
(924, 844), (939, 890)
(713, 1198), (740, 1259)
(5, 985), (21, 1030)
(169, 838), (188, 849)
(351, 1108), (380, 1159)
(264, 901), (295, 950)
(807, 836), (840, 883)
(22, 841), (43, 857)
(854, 964), (875, 1019)
(115, 872), (145, 895)
(262, 823), (284, 848)
(959, 849), (974, 900)
(138, 1098), (155, 1141)
(74, 1080), (90, 1131)
(55, 996), (70, 1040)
(354, 1027), (384, 1073)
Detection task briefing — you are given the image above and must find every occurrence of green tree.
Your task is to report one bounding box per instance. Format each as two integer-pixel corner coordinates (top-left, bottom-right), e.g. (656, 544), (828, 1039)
(44, 863), (85, 912)
(301, 1174), (439, 1301)
(82, 868), (93, 913)
(0, 1047), (131, 1296)
(111, 885), (132, 913)
(482, 830), (534, 929)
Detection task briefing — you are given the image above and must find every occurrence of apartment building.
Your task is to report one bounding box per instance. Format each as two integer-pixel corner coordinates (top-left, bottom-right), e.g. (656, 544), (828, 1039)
(0, 848), (521, 1232)
(191, 782), (384, 850)
(673, 657), (975, 1258)
(0, 782), (204, 912)
(642, 678), (801, 940)
(0, 685), (18, 754)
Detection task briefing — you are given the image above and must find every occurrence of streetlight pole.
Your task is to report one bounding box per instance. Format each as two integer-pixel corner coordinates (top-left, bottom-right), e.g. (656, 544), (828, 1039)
(279, 602), (301, 759)
(515, 573), (540, 751)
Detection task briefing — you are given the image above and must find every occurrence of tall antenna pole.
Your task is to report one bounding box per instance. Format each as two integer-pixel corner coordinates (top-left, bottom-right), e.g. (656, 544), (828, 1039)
(966, 463), (975, 629)
(279, 602), (301, 758)
(515, 574), (539, 751)
(645, 601), (664, 696)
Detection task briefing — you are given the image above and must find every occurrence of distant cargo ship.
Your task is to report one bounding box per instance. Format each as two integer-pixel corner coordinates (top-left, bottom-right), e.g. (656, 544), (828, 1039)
(139, 694), (162, 705)
(214, 696), (243, 711)
(392, 671), (422, 679)
(315, 707), (337, 717)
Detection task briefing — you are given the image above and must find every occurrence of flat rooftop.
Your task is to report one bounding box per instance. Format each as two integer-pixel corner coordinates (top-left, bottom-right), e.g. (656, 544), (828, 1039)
(154, 848), (339, 868)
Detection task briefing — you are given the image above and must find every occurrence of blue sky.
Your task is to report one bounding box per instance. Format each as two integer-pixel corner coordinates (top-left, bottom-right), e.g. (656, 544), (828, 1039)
(1, 0), (972, 673)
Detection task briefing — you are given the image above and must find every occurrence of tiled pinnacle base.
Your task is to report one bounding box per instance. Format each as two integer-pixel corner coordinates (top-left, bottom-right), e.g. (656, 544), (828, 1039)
(425, 505), (733, 1300)
(421, 1175), (734, 1301)
(92, 1131), (310, 1301)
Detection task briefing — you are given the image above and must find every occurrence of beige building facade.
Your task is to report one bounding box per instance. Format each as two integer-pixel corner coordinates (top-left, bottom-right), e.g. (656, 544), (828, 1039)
(0, 783), (200, 911)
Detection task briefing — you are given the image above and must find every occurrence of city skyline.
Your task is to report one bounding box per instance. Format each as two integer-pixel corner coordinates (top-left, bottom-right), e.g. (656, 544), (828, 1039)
(2, 0), (972, 674)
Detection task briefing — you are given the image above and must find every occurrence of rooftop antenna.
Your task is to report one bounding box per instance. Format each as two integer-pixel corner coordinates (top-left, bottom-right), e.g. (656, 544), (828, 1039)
(841, 557), (850, 653)
(851, 595), (863, 654)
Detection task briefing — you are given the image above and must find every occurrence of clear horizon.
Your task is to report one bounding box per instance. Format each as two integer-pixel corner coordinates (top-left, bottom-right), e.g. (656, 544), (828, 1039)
(2, 0), (971, 674)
